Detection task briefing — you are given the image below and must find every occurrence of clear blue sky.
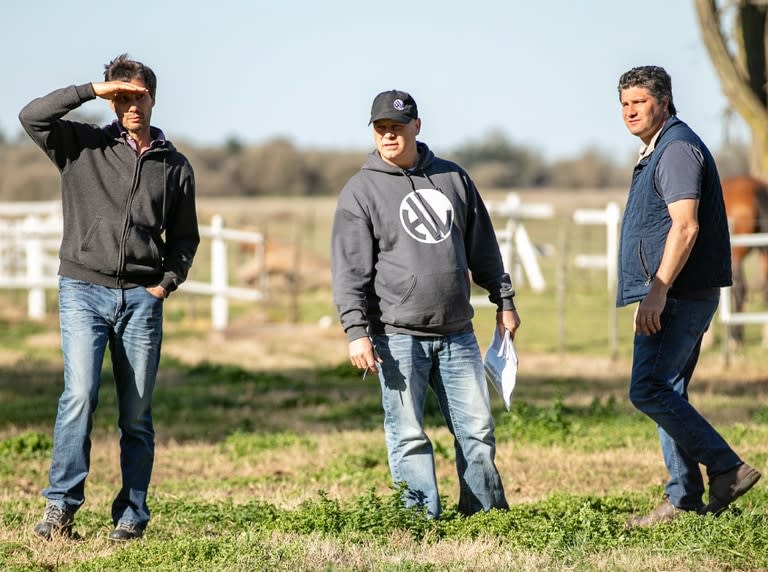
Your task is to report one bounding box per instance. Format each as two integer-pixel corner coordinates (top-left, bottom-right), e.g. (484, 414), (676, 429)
(1, 0), (746, 162)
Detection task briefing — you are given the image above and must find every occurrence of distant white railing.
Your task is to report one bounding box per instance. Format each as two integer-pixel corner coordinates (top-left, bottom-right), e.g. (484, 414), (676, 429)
(719, 232), (768, 327)
(572, 202), (622, 291)
(486, 193), (554, 293)
(0, 202), (62, 319)
(183, 215), (266, 330)
(562, 202), (623, 359)
(0, 202), (265, 331)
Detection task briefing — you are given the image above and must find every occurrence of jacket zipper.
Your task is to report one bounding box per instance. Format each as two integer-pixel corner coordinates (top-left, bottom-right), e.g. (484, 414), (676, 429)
(117, 148), (160, 284)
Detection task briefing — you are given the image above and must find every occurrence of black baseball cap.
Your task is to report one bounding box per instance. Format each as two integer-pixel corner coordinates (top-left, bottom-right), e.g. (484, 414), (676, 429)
(368, 90), (418, 125)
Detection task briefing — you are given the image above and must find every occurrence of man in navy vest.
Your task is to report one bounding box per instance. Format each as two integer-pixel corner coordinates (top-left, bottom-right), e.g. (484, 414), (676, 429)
(617, 66), (760, 527)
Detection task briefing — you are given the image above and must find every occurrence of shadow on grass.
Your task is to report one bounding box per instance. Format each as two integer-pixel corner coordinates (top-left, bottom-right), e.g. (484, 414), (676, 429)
(3, 353), (767, 445)
(0, 357), (383, 442)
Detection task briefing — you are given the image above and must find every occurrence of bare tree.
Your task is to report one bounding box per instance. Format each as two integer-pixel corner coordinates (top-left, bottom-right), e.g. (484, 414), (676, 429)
(695, 0), (768, 178)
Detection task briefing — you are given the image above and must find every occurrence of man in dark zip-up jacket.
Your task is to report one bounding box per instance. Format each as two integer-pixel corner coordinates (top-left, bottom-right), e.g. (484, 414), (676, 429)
(617, 66), (759, 529)
(331, 90), (519, 518)
(19, 54), (199, 542)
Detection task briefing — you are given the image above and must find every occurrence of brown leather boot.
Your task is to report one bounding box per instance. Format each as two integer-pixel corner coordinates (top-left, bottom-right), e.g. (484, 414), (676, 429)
(626, 497), (697, 529)
(702, 463), (761, 515)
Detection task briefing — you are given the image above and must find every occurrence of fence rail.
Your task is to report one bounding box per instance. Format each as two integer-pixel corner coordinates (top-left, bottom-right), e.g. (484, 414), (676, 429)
(0, 202), (265, 330)
(3, 200), (768, 353)
(719, 232), (768, 326)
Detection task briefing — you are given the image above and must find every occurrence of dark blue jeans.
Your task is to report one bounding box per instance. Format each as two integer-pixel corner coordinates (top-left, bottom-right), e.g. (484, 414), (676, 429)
(629, 297), (741, 510)
(44, 277), (164, 529)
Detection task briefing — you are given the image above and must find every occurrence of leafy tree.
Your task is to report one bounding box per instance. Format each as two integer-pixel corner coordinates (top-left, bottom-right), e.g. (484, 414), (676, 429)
(235, 138), (311, 196)
(451, 130), (547, 187)
(549, 147), (629, 189)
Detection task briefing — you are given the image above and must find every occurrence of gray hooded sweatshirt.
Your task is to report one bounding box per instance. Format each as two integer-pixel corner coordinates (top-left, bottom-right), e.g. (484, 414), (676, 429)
(331, 142), (514, 342)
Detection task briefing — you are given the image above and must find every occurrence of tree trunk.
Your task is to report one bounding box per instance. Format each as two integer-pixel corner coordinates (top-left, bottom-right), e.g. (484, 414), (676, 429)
(694, 0), (768, 179)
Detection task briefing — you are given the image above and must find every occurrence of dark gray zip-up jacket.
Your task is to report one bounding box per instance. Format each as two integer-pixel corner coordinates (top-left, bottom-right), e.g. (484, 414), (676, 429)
(19, 83), (199, 293)
(331, 142), (514, 342)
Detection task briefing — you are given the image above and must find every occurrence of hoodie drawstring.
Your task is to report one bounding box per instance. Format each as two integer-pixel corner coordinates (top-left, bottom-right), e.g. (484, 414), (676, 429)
(161, 158), (167, 231)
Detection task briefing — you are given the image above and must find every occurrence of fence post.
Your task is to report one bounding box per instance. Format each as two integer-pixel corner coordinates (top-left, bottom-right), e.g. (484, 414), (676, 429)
(210, 215), (228, 331)
(557, 221), (568, 353)
(606, 202), (620, 360)
(490, 193), (552, 292)
(719, 286), (732, 368)
(572, 202), (622, 360)
(23, 215), (46, 320)
(605, 202), (620, 290)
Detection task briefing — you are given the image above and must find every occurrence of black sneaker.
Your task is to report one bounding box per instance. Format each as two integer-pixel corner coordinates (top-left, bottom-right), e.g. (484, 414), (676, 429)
(33, 503), (75, 540)
(108, 521), (143, 542)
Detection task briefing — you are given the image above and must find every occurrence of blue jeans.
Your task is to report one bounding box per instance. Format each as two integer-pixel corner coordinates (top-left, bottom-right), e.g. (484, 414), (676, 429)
(44, 277), (164, 529)
(629, 297), (741, 510)
(372, 332), (508, 517)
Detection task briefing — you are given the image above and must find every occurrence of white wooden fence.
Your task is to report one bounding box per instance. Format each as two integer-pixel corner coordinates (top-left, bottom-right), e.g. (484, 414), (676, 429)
(567, 205), (768, 354)
(469, 193), (554, 308)
(568, 202), (623, 359)
(719, 232), (768, 328)
(0, 202), (265, 331)
(0, 202), (62, 319)
(4, 200), (767, 346)
(572, 202), (622, 291)
(487, 192), (554, 292)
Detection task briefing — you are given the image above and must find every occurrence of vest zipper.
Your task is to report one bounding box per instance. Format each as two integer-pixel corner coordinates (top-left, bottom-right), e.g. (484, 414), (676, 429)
(637, 240), (654, 286)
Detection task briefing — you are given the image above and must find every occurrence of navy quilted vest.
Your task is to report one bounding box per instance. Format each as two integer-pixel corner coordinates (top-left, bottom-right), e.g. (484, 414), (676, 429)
(616, 117), (732, 307)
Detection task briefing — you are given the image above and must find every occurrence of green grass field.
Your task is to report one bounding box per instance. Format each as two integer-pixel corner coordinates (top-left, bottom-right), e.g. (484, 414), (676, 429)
(1, 193), (767, 571)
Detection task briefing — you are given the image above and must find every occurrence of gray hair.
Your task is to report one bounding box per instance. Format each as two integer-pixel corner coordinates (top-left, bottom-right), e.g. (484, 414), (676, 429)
(617, 66), (677, 115)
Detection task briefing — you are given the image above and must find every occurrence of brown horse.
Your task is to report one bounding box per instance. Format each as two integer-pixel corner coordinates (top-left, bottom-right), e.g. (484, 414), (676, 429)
(721, 175), (768, 345)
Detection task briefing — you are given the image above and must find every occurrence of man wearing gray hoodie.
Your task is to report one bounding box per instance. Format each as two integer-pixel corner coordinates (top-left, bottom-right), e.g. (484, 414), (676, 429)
(331, 90), (519, 518)
(19, 54), (199, 541)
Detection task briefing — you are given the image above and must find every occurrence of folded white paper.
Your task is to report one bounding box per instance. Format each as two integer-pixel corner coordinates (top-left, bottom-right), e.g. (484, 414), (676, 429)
(483, 328), (518, 411)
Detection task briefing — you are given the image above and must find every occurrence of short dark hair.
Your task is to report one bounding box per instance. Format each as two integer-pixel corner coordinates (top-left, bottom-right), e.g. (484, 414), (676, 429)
(104, 54), (157, 100)
(617, 65), (676, 116)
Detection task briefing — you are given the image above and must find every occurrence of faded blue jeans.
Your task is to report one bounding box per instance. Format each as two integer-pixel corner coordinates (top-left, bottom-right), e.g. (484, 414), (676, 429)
(629, 297), (742, 510)
(44, 277), (164, 529)
(372, 332), (508, 518)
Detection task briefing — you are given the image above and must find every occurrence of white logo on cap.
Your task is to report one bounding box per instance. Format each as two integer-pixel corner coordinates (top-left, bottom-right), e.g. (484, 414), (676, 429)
(393, 99), (405, 111)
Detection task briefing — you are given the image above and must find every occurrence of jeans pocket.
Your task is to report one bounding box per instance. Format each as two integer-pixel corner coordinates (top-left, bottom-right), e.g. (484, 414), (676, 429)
(58, 277), (91, 290)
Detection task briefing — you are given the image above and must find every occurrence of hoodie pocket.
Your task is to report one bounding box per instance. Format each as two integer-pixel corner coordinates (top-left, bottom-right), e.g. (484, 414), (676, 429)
(123, 225), (162, 275)
(79, 217), (120, 273)
(387, 269), (472, 329)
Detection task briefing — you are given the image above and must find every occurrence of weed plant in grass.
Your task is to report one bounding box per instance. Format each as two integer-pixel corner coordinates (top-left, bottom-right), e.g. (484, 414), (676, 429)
(1, 487), (766, 570)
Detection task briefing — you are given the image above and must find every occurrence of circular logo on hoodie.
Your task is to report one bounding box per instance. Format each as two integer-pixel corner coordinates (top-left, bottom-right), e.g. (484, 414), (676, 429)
(400, 189), (454, 244)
